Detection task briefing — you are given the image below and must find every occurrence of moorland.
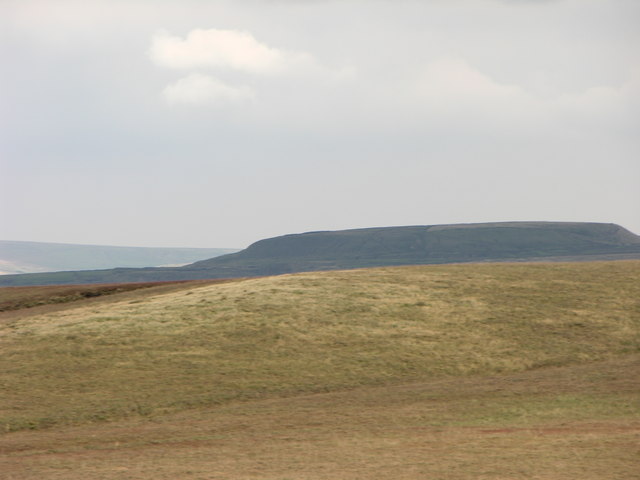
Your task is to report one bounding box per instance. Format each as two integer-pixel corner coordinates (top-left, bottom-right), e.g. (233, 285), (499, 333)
(1, 260), (638, 479)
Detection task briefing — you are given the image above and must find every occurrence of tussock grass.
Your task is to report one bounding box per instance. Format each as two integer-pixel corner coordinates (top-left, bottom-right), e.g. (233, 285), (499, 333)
(1, 261), (639, 431)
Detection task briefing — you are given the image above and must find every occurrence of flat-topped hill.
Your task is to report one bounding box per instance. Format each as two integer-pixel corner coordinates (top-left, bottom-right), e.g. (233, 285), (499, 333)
(2, 221), (639, 285)
(189, 221), (640, 275)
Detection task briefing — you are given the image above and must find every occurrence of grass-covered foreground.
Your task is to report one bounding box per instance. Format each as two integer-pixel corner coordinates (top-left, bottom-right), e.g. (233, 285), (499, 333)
(2, 354), (638, 480)
(1, 261), (639, 431)
(0, 261), (639, 479)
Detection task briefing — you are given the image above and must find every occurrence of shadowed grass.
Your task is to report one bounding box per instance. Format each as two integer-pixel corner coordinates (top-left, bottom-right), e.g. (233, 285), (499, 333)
(0, 279), (236, 313)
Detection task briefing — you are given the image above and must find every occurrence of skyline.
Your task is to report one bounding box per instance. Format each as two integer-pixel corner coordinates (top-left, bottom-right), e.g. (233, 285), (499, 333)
(1, 220), (639, 250)
(1, 0), (639, 248)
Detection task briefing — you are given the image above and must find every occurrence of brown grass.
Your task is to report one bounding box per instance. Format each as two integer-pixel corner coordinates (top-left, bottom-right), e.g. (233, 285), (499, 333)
(1, 261), (639, 432)
(0, 261), (639, 478)
(1, 354), (638, 479)
(0, 279), (237, 313)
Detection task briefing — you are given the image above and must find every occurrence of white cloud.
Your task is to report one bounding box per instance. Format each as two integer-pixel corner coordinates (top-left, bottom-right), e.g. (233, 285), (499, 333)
(162, 74), (255, 106)
(556, 67), (640, 115)
(408, 58), (541, 127)
(405, 58), (640, 133)
(416, 58), (531, 109)
(150, 27), (355, 108)
(150, 28), (308, 75)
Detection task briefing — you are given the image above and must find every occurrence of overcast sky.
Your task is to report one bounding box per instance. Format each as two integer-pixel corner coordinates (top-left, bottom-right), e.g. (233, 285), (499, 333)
(1, 0), (638, 248)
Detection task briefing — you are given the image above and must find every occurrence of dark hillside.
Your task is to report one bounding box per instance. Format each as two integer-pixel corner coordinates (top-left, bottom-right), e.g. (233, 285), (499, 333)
(187, 221), (640, 275)
(2, 222), (639, 286)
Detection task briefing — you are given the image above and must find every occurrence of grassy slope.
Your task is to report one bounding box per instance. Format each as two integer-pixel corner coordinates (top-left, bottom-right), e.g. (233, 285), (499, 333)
(2, 356), (638, 480)
(1, 261), (639, 479)
(1, 261), (638, 432)
(0, 280), (235, 313)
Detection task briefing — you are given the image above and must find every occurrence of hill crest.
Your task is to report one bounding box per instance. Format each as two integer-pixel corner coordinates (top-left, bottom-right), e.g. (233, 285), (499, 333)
(189, 221), (640, 269)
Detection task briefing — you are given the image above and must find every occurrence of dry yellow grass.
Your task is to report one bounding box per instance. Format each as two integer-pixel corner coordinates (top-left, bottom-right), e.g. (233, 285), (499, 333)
(1, 261), (639, 478)
(1, 261), (639, 432)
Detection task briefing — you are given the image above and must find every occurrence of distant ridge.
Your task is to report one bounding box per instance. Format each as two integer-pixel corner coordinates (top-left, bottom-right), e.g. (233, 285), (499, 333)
(1, 222), (639, 286)
(0, 240), (238, 275)
(187, 221), (640, 274)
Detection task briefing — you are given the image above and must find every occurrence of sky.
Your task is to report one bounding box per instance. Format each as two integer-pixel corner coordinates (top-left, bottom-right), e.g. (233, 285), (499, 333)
(1, 0), (639, 248)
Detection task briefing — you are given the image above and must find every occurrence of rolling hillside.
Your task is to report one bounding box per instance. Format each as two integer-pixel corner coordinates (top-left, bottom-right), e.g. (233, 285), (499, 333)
(1, 221), (639, 286)
(2, 261), (639, 431)
(0, 240), (238, 275)
(1, 261), (639, 479)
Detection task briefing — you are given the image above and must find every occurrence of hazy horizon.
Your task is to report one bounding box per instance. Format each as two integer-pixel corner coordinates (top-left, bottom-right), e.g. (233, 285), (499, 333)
(2, 0), (638, 249)
(1, 220), (639, 251)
